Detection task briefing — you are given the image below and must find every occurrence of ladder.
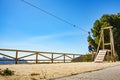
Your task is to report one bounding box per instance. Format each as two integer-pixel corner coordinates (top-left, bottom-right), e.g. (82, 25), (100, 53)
(94, 26), (117, 62)
(94, 50), (107, 62)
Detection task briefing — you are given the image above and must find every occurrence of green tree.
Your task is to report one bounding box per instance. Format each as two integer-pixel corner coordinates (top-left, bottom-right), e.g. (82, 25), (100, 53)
(88, 13), (120, 60)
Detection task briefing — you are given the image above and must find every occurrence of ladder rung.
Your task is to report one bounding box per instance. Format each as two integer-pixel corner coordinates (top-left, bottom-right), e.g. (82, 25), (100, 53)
(101, 26), (113, 29)
(104, 43), (111, 45)
(107, 50), (111, 52)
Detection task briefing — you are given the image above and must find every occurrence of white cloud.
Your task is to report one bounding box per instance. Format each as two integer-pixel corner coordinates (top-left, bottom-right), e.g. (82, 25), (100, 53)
(0, 31), (88, 54)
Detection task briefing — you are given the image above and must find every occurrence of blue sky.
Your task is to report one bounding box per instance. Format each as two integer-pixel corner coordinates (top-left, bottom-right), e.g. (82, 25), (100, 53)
(0, 0), (120, 54)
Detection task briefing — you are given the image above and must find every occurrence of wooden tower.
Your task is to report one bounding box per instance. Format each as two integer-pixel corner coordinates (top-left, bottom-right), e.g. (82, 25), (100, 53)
(94, 26), (118, 62)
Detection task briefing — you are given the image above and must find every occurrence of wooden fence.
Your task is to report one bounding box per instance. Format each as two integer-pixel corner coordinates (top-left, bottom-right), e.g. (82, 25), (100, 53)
(0, 48), (81, 64)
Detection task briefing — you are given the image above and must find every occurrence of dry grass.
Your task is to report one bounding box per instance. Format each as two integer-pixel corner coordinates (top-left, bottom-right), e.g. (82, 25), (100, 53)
(0, 62), (120, 80)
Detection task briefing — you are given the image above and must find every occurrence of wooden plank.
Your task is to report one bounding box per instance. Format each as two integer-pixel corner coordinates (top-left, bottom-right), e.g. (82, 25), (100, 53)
(54, 59), (70, 61)
(94, 50), (107, 62)
(65, 55), (73, 59)
(104, 43), (111, 45)
(110, 28), (117, 58)
(101, 26), (113, 29)
(102, 29), (105, 49)
(0, 48), (81, 55)
(21, 59), (39, 61)
(0, 48), (38, 53)
(38, 53), (51, 60)
(22, 59), (71, 61)
(0, 53), (15, 59)
(96, 29), (103, 55)
(53, 54), (64, 60)
(18, 53), (35, 59)
(39, 52), (81, 55)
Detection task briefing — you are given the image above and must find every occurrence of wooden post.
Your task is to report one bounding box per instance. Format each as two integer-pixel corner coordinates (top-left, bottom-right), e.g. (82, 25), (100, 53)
(51, 53), (53, 63)
(72, 54), (75, 62)
(96, 29), (103, 55)
(36, 52), (38, 64)
(102, 29), (105, 49)
(64, 54), (66, 63)
(109, 28), (112, 61)
(15, 51), (18, 64)
(110, 28), (116, 61)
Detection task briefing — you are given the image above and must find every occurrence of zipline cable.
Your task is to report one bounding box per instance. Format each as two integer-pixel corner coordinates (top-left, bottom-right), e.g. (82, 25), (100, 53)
(21, 0), (89, 33)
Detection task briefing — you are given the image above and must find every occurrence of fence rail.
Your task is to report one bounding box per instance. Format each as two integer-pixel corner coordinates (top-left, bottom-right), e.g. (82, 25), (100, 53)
(0, 48), (81, 64)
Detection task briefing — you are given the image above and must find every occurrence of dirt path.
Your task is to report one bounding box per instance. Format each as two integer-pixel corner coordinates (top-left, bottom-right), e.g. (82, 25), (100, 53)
(56, 65), (120, 80)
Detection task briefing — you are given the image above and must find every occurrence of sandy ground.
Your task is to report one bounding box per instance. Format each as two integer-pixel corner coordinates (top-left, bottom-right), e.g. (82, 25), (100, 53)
(56, 65), (120, 80)
(0, 62), (120, 80)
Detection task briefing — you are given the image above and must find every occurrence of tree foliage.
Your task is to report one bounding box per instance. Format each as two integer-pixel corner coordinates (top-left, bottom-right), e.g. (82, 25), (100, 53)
(88, 13), (120, 60)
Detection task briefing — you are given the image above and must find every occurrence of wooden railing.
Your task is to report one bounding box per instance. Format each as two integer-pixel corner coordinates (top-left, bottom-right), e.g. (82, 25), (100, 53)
(0, 48), (81, 64)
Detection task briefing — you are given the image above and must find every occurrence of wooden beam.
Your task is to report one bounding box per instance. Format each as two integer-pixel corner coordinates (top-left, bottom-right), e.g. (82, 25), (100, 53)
(96, 29), (104, 55)
(38, 53), (51, 60)
(39, 52), (81, 55)
(102, 29), (105, 49)
(0, 53), (15, 59)
(53, 54), (63, 60)
(104, 43), (111, 46)
(23, 59), (71, 61)
(65, 55), (73, 59)
(18, 53), (35, 59)
(110, 28), (117, 57)
(0, 48), (81, 55)
(101, 26), (113, 29)
(0, 48), (38, 53)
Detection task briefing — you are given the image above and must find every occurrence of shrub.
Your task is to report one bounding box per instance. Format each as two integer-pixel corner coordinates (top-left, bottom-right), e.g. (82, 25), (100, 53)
(31, 78), (38, 80)
(31, 73), (40, 76)
(0, 68), (15, 76)
(82, 54), (92, 62)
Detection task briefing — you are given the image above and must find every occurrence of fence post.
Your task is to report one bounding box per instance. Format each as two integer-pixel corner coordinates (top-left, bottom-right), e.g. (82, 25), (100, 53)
(72, 54), (75, 62)
(51, 53), (53, 63)
(64, 54), (66, 63)
(73, 54), (75, 59)
(15, 51), (18, 64)
(36, 52), (38, 64)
